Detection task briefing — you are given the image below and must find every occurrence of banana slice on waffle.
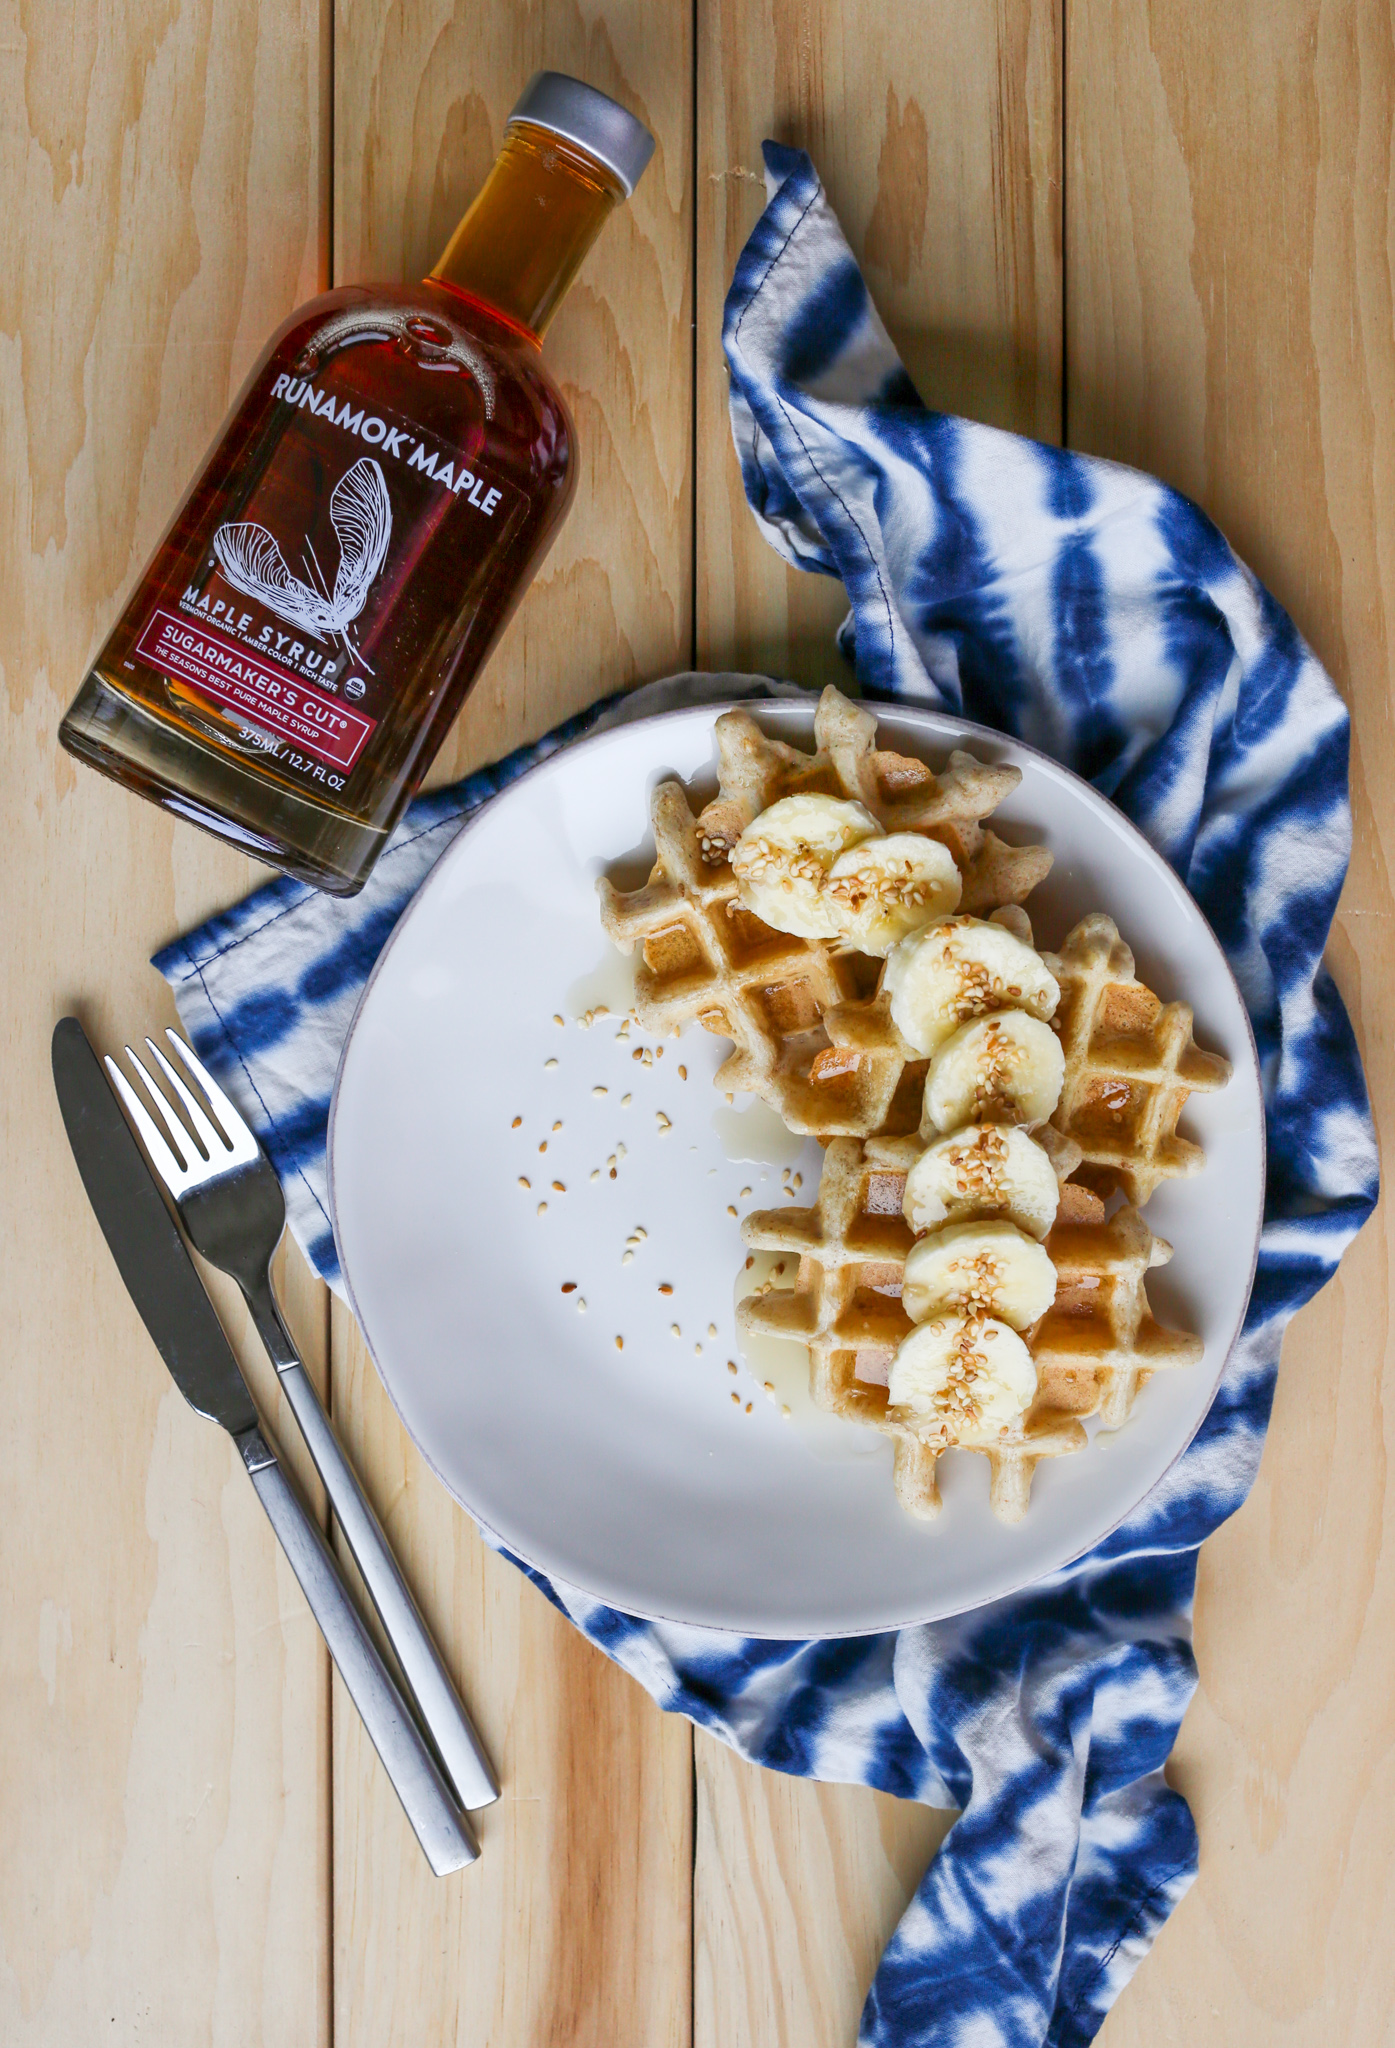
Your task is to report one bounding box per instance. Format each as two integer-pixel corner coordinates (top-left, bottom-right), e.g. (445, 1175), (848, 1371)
(738, 1137), (1202, 1524)
(597, 688), (1051, 1137)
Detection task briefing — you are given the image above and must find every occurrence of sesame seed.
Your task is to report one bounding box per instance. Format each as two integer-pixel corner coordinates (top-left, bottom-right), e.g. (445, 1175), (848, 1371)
(576, 1298), (587, 1312)
(781, 1405), (792, 1420)
(745, 1402), (753, 1415)
(745, 1256), (754, 1270)
(518, 1176), (530, 1190)
(731, 1391), (740, 1405)
(544, 1058), (558, 1071)
(671, 1324), (681, 1338)
(561, 1281), (576, 1293)
(511, 1116), (522, 1129)
(739, 1186), (752, 1200)
(655, 1045), (664, 1059)
(728, 1361), (738, 1375)
(659, 1283), (674, 1295)
(622, 1251), (634, 1265)
(538, 1141), (548, 1154)
(593, 1086), (608, 1097)
(590, 1169), (600, 1183)
(708, 1323), (718, 1337)
(537, 1202), (547, 1216)
(552, 1120), (563, 1132)
(615, 1336), (624, 1350)
(678, 1065), (688, 1080)
(553, 1014), (564, 1027)
(727, 1205), (738, 1217)
(609, 1168), (617, 1180)
(621, 1093), (632, 1107)
(617, 1143), (627, 1159)
(694, 1343), (702, 1355)
(656, 1113), (671, 1133)
(552, 1180), (565, 1192)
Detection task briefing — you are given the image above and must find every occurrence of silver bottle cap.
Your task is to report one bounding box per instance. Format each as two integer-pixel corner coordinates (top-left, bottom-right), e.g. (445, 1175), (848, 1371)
(506, 72), (655, 196)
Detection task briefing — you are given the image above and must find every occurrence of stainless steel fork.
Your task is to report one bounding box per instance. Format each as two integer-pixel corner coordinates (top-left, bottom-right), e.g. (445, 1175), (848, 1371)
(107, 1030), (499, 1815)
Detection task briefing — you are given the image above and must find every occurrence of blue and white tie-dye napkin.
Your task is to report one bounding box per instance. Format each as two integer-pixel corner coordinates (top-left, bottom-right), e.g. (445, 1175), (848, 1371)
(154, 145), (1376, 2046)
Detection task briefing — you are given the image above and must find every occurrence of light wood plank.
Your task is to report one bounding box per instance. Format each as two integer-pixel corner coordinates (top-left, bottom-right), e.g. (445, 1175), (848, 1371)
(1066, 4), (1395, 2042)
(329, 9), (696, 2042)
(696, 0), (1063, 689)
(692, 6), (1062, 2042)
(0, 2), (334, 2040)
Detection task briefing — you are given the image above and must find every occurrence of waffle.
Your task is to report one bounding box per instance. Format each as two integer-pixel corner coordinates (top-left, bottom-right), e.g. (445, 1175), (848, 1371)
(798, 906), (1234, 1159)
(1043, 914), (1232, 1205)
(598, 688), (1051, 1135)
(738, 1136), (1202, 1522)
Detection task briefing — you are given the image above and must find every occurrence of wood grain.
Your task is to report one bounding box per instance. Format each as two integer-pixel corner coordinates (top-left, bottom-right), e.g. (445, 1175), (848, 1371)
(328, 7), (696, 2043)
(335, 0), (695, 779)
(691, 5), (1061, 2042)
(9, 0), (1395, 2040)
(1066, 3), (1395, 2041)
(0, 1), (336, 2041)
(695, 0), (1063, 691)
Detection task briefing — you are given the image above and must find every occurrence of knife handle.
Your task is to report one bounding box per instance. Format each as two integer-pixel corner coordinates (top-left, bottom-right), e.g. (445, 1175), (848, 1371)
(237, 1424), (479, 1876)
(250, 1291), (499, 1814)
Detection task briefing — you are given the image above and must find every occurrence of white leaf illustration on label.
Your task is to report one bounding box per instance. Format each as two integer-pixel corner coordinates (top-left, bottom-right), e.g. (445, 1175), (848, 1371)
(212, 456), (392, 672)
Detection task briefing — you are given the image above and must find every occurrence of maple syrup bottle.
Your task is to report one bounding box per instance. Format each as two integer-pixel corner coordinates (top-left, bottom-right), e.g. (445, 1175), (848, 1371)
(60, 75), (654, 894)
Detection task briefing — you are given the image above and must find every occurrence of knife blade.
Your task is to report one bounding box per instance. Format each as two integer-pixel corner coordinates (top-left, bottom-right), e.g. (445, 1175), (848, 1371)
(52, 1015), (257, 1435)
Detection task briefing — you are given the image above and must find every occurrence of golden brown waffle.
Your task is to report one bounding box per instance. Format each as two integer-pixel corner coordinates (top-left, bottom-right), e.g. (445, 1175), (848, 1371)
(738, 1136), (1202, 1522)
(598, 688), (1051, 1135)
(1043, 914), (1232, 1205)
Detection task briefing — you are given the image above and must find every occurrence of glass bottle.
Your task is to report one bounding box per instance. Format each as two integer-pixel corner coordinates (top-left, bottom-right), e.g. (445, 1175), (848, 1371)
(59, 74), (654, 895)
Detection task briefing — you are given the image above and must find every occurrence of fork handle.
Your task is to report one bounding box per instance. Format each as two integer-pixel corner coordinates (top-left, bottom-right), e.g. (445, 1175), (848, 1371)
(249, 1290), (500, 1813)
(237, 1424), (478, 1874)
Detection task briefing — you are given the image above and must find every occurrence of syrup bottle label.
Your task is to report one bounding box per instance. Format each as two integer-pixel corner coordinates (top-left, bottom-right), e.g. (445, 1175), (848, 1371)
(132, 366), (523, 796)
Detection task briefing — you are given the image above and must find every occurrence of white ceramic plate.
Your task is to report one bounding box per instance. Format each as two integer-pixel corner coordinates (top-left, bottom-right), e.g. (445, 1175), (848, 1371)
(329, 701), (1263, 1636)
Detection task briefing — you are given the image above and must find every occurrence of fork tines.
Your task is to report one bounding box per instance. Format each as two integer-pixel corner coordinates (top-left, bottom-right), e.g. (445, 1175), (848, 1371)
(105, 1032), (258, 1197)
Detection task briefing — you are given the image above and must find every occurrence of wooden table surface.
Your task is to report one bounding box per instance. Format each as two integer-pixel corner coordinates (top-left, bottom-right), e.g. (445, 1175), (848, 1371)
(4, 2), (1392, 2041)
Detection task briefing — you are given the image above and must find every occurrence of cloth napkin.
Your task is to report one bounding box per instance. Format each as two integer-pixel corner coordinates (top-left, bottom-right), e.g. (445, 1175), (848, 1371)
(155, 145), (1377, 2047)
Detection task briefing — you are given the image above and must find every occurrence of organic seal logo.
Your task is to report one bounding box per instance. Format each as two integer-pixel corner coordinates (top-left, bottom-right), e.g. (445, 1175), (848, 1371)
(212, 455), (391, 672)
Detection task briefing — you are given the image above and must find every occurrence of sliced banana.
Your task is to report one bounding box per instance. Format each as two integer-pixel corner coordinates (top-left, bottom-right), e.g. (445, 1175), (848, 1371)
(822, 833), (961, 955)
(884, 916), (1060, 1056)
(888, 1313), (1037, 1445)
(922, 1011), (1065, 1134)
(731, 793), (882, 939)
(903, 1125), (1060, 1241)
(901, 1219), (1056, 1329)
